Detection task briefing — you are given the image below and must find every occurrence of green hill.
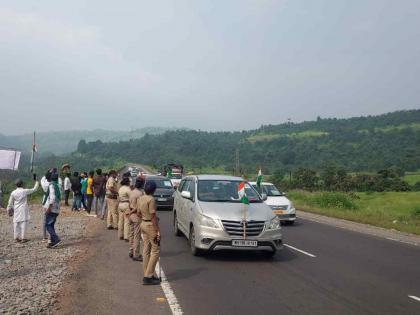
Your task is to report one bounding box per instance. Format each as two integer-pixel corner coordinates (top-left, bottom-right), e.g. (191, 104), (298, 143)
(0, 127), (173, 155)
(71, 109), (420, 173)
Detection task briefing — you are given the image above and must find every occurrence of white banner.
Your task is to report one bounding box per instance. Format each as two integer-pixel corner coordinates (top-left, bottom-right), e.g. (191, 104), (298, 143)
(0, 149), (21, 170)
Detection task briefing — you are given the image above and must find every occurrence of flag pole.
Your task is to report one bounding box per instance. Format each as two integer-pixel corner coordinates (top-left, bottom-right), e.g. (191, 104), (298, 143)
(30, 131), (36, 173)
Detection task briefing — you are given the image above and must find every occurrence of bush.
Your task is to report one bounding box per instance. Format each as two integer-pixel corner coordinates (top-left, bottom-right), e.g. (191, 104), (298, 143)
(411, 206), (420, 219)
(313, 192), (358, 210)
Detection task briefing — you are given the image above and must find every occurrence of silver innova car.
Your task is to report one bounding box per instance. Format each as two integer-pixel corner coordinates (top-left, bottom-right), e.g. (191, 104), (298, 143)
(173, 175), (283, 256)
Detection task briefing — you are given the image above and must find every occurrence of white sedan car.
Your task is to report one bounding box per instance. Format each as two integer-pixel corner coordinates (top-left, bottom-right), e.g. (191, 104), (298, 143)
(250, 182), (296, 225)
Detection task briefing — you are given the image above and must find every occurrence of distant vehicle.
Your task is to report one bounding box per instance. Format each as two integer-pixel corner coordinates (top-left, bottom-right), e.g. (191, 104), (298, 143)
(250, 182), (296, 225)
(173, 175), (283, 256)
(161, 163), (184, 188)
(128, 166), (140, 177)
(144, 175), (175, 210)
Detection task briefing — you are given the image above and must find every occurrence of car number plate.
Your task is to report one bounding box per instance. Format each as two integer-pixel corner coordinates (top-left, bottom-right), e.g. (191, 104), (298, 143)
(232, 240), (258, 247)
(157, 198), (167, 202)
(273, 210), (284, 215)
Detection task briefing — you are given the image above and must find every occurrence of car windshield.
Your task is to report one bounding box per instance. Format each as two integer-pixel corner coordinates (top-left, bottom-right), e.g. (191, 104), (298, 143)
(149, 179), (173, 189)
(198, 180), (262, 203)
(252, 184), (284, 196)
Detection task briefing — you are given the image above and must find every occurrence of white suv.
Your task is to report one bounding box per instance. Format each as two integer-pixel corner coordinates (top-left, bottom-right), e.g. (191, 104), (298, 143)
(173, 175), (283, 256)
(250, 182), (296, 225)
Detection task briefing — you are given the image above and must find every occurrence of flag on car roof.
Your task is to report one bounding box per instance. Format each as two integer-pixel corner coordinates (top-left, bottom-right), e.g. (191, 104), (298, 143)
(256, 168), (263, 188)
(238, 182), (249, 205)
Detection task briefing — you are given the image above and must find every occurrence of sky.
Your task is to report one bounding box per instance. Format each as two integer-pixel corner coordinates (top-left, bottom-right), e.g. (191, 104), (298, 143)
(0, 0), (419, 134)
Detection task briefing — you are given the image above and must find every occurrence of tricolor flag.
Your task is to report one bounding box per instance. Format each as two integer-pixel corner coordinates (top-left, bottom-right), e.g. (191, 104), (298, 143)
(237, 182), (249, 205)
(256, 168), (263, 188)
(30, 132), (37, 173)
(167, 168), (173, 178)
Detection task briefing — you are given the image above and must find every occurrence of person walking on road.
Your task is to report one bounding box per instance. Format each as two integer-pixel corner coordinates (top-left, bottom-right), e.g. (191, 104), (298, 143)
(7, 175), (39, 242)
(43, 173), (62, 248)
(41, 170), (53, 241)
(128, 178), (144, 261)
(63, 173), (71, 207)
(138, 181), (161, 285)
(86, 171), (94, 213)
(106, 170), (119, 229)
(92, 169), (106, 217)
(118, 177), (131, 241)
(71, 172), (82, 211)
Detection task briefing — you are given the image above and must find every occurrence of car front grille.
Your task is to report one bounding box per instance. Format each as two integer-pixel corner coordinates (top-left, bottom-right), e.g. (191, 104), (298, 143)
(270, 205), (288, 210)
(221, 220), (265, 237)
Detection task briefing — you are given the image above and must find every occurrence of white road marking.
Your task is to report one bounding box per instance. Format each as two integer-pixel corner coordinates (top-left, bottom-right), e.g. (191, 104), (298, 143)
(408, 295), (420, 302)
(284, 244), (316, 258)
(155, 261), (183, 315)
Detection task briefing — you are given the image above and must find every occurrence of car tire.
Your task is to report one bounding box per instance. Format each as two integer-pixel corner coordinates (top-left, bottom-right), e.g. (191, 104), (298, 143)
(189, 226), (202, 256)
(174, 212), (182, 237)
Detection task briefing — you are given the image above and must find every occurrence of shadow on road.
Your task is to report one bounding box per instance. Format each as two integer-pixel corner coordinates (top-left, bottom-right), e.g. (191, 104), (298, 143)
(165, 267), (208, 281)
(201, 248), (297, 263)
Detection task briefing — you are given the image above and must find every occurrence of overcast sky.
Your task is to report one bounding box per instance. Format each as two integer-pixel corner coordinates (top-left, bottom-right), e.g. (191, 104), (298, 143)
(0, 0), (419, 134)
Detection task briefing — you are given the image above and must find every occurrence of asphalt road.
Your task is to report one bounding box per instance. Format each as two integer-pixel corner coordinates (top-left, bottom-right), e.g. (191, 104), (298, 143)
(157, 212), (420, 315)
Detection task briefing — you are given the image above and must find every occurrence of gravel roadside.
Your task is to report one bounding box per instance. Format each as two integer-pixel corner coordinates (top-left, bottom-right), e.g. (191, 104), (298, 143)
(0, 204), (94, 315)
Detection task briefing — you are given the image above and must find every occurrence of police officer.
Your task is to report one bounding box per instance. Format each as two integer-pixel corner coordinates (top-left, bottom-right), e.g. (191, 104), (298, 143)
(105, 170), (119, 230)
(128, 178), (144, 261)
(118, 177), (131, 240)
(138, 181), (161, 285)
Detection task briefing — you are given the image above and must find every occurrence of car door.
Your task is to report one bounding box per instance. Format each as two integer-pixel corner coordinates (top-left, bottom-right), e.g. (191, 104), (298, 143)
(183, 179), (196, 229)
(177, 179), (191, 232)
(174, 179), (186, 230)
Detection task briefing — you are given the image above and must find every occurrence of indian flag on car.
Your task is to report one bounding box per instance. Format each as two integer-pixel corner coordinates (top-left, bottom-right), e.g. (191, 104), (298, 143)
(238, 182), (249, 205)
(256, 168), (263, 188)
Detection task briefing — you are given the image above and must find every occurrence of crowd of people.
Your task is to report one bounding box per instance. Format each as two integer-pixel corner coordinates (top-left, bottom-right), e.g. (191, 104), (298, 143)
(5, 167), (162, 286)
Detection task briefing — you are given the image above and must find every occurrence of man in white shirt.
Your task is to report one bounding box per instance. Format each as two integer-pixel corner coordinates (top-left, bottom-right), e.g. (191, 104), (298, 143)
(7, 175), (39, 242)
(63, 173), (71, 206)
(44, 173), (62, 248)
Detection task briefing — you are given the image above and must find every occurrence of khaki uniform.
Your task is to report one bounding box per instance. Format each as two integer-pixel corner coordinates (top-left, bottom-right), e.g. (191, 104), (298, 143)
(128, 188), (144, 258)
(106, 176), (119, 229)
(138, 195), (160, 278)
(118, 185), (131, 240)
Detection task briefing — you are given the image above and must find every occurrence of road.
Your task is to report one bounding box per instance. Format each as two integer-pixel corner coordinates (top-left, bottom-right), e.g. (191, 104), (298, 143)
(157, 212), (420, 315)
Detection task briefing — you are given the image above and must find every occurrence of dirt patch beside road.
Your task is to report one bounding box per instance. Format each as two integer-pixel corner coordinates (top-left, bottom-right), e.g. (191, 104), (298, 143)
(0, 205), (95, 314)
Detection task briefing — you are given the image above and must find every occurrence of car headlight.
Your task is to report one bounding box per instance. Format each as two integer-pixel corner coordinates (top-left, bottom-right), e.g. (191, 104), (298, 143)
(199, 214), (220, 229)
(265, 216), (281, 230)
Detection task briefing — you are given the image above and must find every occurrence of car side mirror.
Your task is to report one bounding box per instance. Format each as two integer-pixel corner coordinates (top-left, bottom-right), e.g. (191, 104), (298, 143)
(181, 191), (192, 199)
(261, 193), (268, 201)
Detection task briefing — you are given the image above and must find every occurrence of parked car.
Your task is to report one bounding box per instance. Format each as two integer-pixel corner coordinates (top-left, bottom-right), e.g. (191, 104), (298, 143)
(144, 175), (175, 210)
(250, 182), (296, 225)
(173, 175), (283, 256)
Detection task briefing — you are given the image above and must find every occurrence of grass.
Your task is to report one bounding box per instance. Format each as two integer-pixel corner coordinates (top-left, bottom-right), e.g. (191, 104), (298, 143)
(404, 172), (420, 185)
(288, 190), (420, 235)
(247, 130), (328, 143)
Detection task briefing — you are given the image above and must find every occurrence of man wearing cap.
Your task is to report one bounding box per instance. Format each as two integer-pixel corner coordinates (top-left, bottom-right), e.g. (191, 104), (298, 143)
(7, 175), (39, 242)
(138, 181), (161, 285)
(128, 178), (144, 261)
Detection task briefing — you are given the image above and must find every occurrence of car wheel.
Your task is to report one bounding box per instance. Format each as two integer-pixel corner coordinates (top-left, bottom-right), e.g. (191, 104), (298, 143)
(189, 226), (202, 256)
(174, 212), (182, 237)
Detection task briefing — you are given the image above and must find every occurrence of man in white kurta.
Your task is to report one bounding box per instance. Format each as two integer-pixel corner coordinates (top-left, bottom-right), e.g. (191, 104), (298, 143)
(7, 178), (39, 242)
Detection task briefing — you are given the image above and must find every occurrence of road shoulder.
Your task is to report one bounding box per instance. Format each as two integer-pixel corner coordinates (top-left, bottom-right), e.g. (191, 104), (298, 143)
(297, 210), (420, 247)
(54, 216), (171, 315)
